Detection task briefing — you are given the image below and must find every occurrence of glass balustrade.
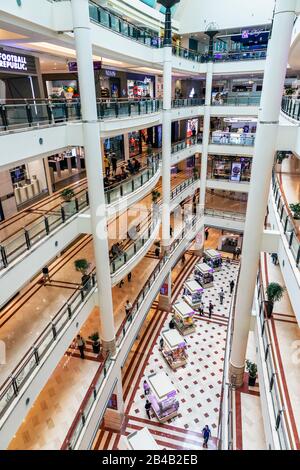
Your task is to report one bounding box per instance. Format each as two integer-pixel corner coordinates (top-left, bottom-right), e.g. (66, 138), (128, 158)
(211, 93), (261, 106)
(204, 208), (246, 221)
(272, 173), (300, 269)
(210, 132), (256, 146)
(281, 96), (300, 121)
(256, 271), (290, 450)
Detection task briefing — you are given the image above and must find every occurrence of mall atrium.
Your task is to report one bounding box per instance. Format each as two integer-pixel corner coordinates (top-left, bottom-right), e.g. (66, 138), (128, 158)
(0, 0), (299, 452)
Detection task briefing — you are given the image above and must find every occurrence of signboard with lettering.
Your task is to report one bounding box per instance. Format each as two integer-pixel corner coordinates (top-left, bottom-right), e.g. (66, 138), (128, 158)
(0, 49), (36, 74)
(68, 61), (102, 72)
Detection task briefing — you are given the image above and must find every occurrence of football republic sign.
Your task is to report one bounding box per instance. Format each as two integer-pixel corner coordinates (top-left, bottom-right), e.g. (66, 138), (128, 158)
(0, 52), (28, 71)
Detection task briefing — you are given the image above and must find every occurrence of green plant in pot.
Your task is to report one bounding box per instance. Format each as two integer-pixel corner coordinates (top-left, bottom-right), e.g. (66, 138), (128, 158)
(89, 332), (101, 354)
(61, 187), (75, 203)
(266, 282), (285, 318)
(246, 360), (258, 387)
(290, 203), (300, 220)
(152, 190), (161, 204)
(75, 259), (91, 289)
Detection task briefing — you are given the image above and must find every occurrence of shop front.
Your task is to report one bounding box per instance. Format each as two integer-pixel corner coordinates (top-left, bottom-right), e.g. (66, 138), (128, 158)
(0, 47), (43, 101)
(210, 117), (257, 145)
(207, 155), (252, 182)
(104, 135), (124, 161)
(127, 73), (155, 98)
(47, 147), (85, 189)
(217, 231), (243, 254)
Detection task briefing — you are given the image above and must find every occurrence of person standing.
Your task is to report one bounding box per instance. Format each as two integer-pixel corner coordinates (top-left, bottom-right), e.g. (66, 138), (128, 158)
(104, 155), (110, 177)
(198, 302), (204, 316)
(235, 246), (241, 260)
(218, 288), (225, 305)
(205, 227), (209, 241)
(111, 153), (118, 175)
(202, 425), (211, 448)
(170, 226), (173, 238)
(230, 279), (235, 295)
(42, 266), (50, 283)
(143, 380), (150, 396)
(76, 334), (85, 359)
(127, 272), (132, 282)
(208, 301), (214, 319)
(125, 299), (132, 317)
(145, 399), (152, 420)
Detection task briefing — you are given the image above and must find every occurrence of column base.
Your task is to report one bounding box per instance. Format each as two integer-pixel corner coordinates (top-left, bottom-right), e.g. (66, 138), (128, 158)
(158, 294), (173, 312)
(229, 362), (245, 388)
(102, 339), (116, 356)
(103, 409), (124, 432)
(161, 244), (171, 256)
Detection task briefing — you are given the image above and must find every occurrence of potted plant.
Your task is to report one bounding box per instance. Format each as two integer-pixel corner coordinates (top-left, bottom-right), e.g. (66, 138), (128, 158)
(75, 259), (91, 290)
(266, 282), (285, 317)
(285, 87), (294, 96)
(290, 203), (300, 220)
(89, 332), (101, 354)
(61, 187), (75, 203)
(246, 360), (258, 387)
(151, 190), (161, 204)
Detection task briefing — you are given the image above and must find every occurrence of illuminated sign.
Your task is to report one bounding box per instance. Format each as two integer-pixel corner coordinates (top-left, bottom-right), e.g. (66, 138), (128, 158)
(0, 52), (27, 71)
(105, 69), (117, 77)
(68, 61), (102, 72)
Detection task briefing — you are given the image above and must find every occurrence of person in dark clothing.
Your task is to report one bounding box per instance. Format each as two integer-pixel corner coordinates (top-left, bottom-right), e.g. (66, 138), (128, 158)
(271, 253), (278, 265)
(205, 228), (209, 241)
(170, 226), (173, 238)
(111, 153), (118, 175)
(208, 301), (214, 319)
(230, 279), (235, 295)
(127, 159), (135, 175)
(145, 400), (152, 420)
(169, 318), (175, 329)
(235, 246), (241, 260)
(133, 158), (141, 173)
(42, 266), (50, 283)
(76, 335), (85, 359)
(202, 425), (211, 448)
(127, 272), (132, 282)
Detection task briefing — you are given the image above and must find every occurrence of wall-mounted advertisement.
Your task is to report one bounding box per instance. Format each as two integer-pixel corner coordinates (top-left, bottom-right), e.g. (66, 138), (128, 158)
(230, 162), (242, 182)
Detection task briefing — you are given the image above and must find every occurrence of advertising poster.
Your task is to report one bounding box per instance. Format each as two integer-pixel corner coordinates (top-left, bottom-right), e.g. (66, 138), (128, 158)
(231, 162), (242, 182)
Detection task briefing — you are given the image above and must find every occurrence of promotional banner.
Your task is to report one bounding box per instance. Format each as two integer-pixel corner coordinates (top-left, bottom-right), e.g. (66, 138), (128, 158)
(230, 162), (242, 182)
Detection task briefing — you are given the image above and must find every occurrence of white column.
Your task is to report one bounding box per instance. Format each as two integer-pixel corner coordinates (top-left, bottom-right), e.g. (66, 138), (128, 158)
(123, 133), (130, 161)
(161, 47), (172, 250)
(71, 0), (116, 354)
(229, 0), (297, 387)
(43, 157), (53, 196)
(199, 62), (213, 211)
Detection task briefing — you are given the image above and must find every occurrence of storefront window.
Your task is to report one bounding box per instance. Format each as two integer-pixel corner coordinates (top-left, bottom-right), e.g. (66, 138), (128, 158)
(104, 135), (124, 160)
(129, 131), (142, 157)
(207, 156), (252, 182)
(127, 74), (155, 98)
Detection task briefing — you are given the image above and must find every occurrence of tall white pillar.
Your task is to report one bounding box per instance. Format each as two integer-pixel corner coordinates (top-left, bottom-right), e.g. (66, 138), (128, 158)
(229, 0), (297, 387)
(123, 133), (130, 161)
(43, 157), (53, 196)
(71, 0), (116, 354)
(161, 47), (172, 249)
(199, 62), (213, 210)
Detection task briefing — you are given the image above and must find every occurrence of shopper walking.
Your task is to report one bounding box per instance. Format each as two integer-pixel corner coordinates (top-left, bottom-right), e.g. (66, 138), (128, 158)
(230, 279), (235, 295)
(127, 272), (132, 282)
(159, 337), (164, 350)
(104, 155), (110, 177)
(271, 253), (278, 265)
(208, 301), (214, 319)
(202, 425), (211, 448)
(205, 227), (209, 241)
(170, 226), (173, 238)
(143, 380), (150, 396)
(125, 300), (132, 317)
(218, 288), (225, 305)
(42, 266), (50, 283)
(111, 153), (117, 175)
(235, 246), (241, 260)
(145, 400), (152, 420)
(76, 334), (85, 359)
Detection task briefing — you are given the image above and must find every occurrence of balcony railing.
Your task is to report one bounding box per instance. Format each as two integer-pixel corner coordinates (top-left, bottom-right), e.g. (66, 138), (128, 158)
(210, 132), (256, 146)
(0, 98), (162, 133)
(272, 173), (300, 268)
(171, 134), (202, 153)
(204, 208), (246, 222)
(172, 98), (204, 108)
(0, 157), (161, 272)
(212, 93), (261, 107)
(256, 268), (292, 450)
(281, 96), (300, 121)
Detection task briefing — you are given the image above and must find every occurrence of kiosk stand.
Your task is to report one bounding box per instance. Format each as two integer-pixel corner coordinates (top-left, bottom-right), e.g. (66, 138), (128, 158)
(195, 262), (214, 288)
(124, 428), (160, 450)
(147, 372), (179, 423)
(173, 299), (196, 335)
(161, 329), (188, 369)
(183, 279), (204, 309)
(204, 249), (223, 271)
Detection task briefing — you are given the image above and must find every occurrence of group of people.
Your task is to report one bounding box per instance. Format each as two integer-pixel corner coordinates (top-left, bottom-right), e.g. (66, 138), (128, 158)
(110, 242), (124, 260)
(103, 154), (142, 189)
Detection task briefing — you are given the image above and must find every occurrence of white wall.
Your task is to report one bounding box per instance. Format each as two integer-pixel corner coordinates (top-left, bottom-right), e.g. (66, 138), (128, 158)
(175, 0), (275, 34)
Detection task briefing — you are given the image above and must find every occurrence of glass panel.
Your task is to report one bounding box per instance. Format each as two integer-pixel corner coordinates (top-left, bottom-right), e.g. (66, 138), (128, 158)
(3, 232), (27, 264)
(27, 218), (47, 246)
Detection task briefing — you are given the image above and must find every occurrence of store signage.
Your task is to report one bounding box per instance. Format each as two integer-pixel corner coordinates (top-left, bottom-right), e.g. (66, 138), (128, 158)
(0, 52), (28, 71)
(68, 61), (102, 72)
(241, 29), (266, 39)
(105, 69), (117, 77)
